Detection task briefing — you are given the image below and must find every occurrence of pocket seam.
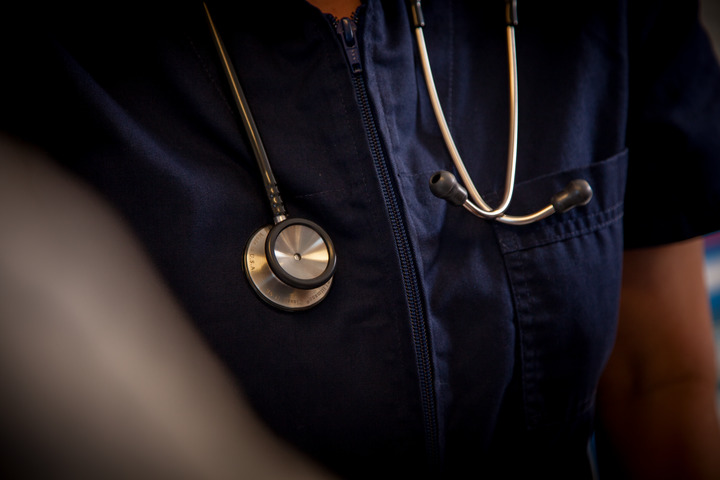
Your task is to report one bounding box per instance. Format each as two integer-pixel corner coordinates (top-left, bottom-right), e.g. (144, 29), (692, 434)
(498, 201), (625, 254)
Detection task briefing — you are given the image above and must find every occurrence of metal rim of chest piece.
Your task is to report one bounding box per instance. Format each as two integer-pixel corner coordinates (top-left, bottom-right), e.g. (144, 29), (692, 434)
(244, 222), (334, 311)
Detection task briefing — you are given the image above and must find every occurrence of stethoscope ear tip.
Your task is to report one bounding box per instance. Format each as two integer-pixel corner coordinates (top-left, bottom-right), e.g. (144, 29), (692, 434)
(551, 179), (593, 213)
(429, 170), (468, 206)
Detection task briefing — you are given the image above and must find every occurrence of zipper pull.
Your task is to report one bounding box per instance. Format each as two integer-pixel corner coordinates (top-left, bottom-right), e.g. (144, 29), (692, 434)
(336, 17), (362, 74)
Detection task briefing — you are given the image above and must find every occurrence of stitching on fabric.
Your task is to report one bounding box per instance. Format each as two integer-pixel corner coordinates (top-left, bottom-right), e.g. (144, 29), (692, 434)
(187, 35), (237, 119)
(515, 255), (538, 426)
(497, 229), (605, 429)
(396, 169), (443, 180)
(293, 184), (360, 199)
(498, 202), (624, 253)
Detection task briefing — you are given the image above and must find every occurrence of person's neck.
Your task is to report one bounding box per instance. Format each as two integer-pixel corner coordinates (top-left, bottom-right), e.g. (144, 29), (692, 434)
(306, 0), (361, 19)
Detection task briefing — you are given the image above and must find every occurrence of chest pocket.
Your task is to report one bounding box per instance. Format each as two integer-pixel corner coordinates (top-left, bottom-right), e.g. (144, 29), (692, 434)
(492, 149), (628, 430)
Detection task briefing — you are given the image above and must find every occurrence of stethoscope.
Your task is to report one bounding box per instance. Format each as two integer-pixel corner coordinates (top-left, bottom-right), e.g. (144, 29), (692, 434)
(204, 0), (592, 311)
(410, 0), (593, 223)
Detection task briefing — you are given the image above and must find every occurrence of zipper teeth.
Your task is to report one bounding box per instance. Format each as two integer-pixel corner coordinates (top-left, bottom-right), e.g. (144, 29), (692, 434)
(327, 7), (361, 27)
(351, 74), (440, 465)
(331, 10), (440, 464)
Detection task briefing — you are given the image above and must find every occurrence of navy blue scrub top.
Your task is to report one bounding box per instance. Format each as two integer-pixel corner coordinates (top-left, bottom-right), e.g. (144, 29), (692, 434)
(3, 1), (720, 478)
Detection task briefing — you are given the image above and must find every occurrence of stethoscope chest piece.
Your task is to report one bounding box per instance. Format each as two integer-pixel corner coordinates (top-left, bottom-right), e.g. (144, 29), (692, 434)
(244, 219), (336, 311)
(204, 4), (336, 311)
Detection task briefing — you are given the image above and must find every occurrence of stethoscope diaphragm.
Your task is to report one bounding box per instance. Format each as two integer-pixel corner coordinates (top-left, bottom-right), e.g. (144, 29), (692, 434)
(244, 221), (335, 311)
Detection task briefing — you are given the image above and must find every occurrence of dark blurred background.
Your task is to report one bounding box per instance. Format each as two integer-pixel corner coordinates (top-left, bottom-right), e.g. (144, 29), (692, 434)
(702, 0), (720, 55)
(699, 0), (720, 404)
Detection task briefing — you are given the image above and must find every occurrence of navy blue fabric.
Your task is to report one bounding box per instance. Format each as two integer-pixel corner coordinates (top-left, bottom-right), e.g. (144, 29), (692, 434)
(2, 1), (720, 478)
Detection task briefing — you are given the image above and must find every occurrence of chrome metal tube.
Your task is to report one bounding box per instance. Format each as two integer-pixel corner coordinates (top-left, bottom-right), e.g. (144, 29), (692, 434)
(499, 24), (519, 215)
(413, 23), (520, 219)
(462, 201), (555, 225)
(413, 27), (498, 216)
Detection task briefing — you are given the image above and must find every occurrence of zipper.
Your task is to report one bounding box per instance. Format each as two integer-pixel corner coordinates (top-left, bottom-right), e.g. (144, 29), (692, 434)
(336, 17), (362, 74)
(333, 14), (440, 467)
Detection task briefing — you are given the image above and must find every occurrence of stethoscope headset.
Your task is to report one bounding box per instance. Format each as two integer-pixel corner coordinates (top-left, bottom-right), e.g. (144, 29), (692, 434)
(203, 0), (593, 312)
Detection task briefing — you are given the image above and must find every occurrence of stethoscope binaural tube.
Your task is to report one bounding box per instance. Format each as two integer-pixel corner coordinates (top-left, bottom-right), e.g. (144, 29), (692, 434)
(429, 171), (593, 225)
(409, 0), (593, 224)
(204, 3), (336, 311)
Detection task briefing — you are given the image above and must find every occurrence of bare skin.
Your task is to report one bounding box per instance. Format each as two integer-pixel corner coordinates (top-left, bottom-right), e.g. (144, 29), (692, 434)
(306, 0), (361, 18)
(599, 239), (720, 478)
